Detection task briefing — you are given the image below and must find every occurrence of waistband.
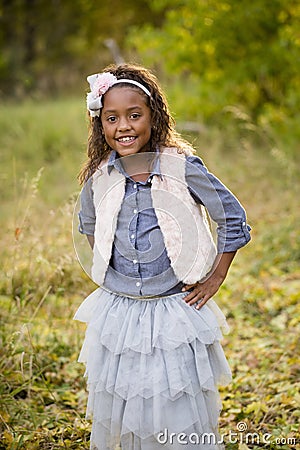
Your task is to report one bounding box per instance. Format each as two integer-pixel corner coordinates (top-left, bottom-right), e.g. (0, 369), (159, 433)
(99, 285), (185, 301)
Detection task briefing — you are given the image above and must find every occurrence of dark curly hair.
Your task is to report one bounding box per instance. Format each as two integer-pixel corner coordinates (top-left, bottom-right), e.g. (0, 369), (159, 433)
(78, 63), (195, 184)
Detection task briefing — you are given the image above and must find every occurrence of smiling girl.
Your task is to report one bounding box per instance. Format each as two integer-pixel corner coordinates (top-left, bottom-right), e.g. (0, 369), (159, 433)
(74, 64), (251, 449)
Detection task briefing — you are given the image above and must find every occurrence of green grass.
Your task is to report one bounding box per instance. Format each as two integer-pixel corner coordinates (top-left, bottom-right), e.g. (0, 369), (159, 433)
(0, 97), (87, 215)
(0, 98), (299, 449)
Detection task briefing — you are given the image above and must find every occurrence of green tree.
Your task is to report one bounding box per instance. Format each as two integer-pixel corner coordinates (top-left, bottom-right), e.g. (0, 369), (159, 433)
(0, 0), (160, 96)
(129, 0), (300, 123)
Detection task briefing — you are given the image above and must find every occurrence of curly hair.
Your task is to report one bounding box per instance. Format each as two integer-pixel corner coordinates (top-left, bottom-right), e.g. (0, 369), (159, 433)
(78, 63), (195, 184)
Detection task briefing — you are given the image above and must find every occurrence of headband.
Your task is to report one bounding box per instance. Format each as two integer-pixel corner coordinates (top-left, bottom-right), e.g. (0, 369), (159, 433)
(86, 72), (151, 117)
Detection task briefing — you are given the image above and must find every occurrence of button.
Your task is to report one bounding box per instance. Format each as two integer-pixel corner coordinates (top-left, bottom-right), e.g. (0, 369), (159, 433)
(131, 234), (135, 239)
(133, 209), (138, 214)
(136, 282), (141, 287)
(133, 184), (137, 189)
(242, 221), (246, 226)
(133, 259), (138, 264)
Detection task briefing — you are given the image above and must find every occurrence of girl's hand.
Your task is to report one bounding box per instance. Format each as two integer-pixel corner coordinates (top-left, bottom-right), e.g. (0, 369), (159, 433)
(182, 251), (237, 309)
(182, 273), (224, 309)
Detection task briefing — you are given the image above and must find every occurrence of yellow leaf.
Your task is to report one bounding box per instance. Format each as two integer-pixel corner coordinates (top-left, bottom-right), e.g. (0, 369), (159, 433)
(239, 444), (250, 450)
(3, 430), (13, 443)
(15, 227), (21, 240)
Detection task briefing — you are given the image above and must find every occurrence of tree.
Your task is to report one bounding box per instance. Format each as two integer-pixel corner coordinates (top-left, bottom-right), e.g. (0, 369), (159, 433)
(0, 0), (161, 96)
(128, 0), (300, 122)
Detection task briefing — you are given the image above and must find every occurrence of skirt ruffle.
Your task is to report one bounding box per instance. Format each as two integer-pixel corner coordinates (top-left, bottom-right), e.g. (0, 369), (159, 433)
(74, 288), (231, 450)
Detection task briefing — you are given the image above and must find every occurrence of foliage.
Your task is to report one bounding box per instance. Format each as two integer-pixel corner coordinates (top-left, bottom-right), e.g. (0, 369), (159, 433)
(1, 1), (300, 155)
(0, 98), (299, 448)
(128, 0), (300, 126)
(0, 0), (160, 96)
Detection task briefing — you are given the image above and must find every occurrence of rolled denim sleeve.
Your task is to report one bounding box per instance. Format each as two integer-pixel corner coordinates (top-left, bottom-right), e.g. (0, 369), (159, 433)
(186, 155), (251, 253)
(78, 177), (96, 236)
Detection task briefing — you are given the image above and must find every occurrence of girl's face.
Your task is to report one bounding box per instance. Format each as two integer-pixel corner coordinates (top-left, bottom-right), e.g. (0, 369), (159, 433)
(101, 87), (152, 157)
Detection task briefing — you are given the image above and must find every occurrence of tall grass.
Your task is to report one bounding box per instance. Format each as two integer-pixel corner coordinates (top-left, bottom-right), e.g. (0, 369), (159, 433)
(0, 97), (87, 216)
(0, 98), (299, 449)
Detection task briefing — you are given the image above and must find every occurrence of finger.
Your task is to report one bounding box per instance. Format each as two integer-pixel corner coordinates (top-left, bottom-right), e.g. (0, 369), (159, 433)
(183, 288), (202, 302)
(195, 293), (211, 310)
(189, 297), (204, 307)
(182, 283), (197, 292)
(186, 291), (204, 306)
(183, 283), (204, 300)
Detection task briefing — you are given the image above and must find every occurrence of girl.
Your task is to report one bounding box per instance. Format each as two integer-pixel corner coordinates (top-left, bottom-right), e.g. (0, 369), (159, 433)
(74, 63), (251, 450)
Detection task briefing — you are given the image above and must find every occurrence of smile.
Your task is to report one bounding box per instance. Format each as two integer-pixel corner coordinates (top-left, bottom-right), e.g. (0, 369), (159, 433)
(117, 136), (136, 142)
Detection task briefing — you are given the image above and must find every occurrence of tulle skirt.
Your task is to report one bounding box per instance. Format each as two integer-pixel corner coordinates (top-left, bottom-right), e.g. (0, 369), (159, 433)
(74, 288), (232, 450)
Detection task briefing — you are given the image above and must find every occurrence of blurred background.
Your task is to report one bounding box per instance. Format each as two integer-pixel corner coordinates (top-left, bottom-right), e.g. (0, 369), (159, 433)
(0, 1), (299, 449)
(1, 0), (300, 125)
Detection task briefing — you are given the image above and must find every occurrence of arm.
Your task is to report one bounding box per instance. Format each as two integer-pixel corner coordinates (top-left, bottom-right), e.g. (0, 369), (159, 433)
(182, 156), (251, 308)
(87, 234), (94, 249)
(182, 251), (236, 309)
(186, 155), (251, 254)
(78, 177), (96, 247)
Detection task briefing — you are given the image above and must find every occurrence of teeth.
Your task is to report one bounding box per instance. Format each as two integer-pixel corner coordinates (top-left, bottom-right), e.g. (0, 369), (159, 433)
(118, 136), (135, 142)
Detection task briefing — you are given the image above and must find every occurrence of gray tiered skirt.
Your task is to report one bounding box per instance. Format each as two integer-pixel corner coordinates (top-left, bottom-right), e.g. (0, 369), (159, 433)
(74, 288), (232, 450)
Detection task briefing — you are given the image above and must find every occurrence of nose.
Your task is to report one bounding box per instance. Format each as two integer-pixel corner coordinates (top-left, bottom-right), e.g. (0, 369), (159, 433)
(117, 116), (131, 131)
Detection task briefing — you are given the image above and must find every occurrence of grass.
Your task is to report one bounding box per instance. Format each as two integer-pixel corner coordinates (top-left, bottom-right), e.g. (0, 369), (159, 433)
(0, 98), (299, 449)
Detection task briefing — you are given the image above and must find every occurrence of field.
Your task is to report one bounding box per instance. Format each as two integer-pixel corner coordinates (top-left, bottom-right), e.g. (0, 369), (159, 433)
(0, 98), (299, 449)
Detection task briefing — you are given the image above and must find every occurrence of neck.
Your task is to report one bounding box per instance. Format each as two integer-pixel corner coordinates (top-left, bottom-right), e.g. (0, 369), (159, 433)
(121, 152), (155, 181)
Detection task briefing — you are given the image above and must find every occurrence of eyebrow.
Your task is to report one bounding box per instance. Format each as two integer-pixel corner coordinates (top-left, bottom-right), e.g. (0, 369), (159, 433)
(103, 106), (144, 115)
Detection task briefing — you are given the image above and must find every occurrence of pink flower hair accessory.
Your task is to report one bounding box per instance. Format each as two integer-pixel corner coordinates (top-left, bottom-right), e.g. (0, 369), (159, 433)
(86, 72), (151, 117)
(91, 73), (117, 96)
(86, 73), (117, 117)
